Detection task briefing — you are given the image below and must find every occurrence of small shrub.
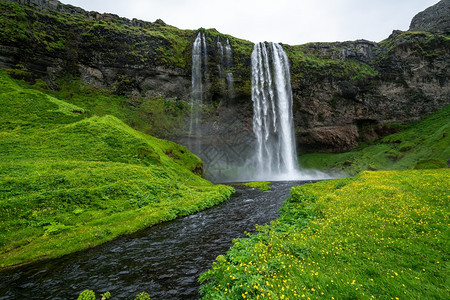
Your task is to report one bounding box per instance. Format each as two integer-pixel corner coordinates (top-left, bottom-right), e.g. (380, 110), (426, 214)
(134, 292), (151, 300)
(385, 149), (403, 161)
(5, 68), (34, 83)
(77, 290), (96, 300)
(43, 222), (71, 236)
(399, 142), (413, 152)
(368, 163), (377, 170)
(290, 187), (318, 203)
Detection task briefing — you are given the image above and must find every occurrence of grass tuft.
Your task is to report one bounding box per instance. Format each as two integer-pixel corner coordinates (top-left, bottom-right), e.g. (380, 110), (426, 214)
(238, 182), (272, 191)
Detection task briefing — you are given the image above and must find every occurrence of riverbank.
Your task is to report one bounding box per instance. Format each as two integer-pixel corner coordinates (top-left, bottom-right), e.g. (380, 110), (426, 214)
(199, 169), (449, 299)
(1, 181), (301, 299)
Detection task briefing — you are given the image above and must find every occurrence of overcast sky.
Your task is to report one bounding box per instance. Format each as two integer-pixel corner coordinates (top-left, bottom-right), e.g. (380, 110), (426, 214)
(60, 0), (440, 45)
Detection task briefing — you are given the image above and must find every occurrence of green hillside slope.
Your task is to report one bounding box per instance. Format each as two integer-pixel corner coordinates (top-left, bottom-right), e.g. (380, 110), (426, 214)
(299, 105), (450, 175)
(0, 71), (234, 268)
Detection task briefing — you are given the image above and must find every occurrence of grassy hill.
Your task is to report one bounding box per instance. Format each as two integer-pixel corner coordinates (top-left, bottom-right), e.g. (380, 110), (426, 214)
(299, 105), (450, 175)
(0, 71), (234, 268)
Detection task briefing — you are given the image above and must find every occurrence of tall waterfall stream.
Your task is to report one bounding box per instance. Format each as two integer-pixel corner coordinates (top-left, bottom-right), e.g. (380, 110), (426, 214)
(0, 181), (311, 299)
(251, 42), (299, 179)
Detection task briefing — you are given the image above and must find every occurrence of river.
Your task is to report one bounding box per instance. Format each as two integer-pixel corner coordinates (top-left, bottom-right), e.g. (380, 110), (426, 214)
(0, 181), (310, 299)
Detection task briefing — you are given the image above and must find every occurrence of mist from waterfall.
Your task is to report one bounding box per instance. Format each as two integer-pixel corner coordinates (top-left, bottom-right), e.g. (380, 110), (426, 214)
(250, 42), (299, 180)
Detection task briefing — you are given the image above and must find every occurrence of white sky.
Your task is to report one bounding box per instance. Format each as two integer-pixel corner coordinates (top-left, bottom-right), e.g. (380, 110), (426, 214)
(60, 0), (440, 45)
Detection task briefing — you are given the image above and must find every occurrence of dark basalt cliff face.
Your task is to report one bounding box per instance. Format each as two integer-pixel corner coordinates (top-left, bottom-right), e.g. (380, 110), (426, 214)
(0, 0), (193, 98)
(289, 29), (450, 153)
(409, 0), (450, 35)
(0, 0), (449, 157)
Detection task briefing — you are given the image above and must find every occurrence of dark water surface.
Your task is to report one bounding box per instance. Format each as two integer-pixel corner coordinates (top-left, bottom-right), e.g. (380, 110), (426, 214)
(0, 181), (307, 299)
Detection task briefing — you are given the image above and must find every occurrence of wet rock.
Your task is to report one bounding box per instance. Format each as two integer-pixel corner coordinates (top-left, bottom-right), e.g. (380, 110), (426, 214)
(298, 126), (359, 153)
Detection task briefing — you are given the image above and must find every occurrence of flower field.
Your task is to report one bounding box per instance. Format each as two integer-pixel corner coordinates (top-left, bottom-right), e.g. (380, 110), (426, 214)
(200, 169), (449, 299)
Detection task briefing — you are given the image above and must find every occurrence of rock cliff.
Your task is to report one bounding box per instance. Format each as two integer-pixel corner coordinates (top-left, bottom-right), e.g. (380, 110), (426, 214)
(409, 0), (450, 35)
(288, 28), (449, 153)
(0, 0), (448, 163)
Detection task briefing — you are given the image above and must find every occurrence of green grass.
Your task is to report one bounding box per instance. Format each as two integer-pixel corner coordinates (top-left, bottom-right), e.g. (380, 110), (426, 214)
(238, 182), (272, 191)
(0, 70), (234, 268)
(199, 169), (449, 299)
(3, 68), (191, 140)
(40, 75), (190, 139)
(299, 105), (450, 175)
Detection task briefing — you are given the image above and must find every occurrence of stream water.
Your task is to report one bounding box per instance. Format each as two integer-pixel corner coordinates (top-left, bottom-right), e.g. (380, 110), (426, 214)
(0, 181), (309, 300)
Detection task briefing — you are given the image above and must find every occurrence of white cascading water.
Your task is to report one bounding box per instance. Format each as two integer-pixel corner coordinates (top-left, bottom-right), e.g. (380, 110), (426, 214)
(224, 38), (232, 67)
(202, 33), (208, 75)
(224, 38), (234, 98)
(216, 37), (224, 78)
(251, 42), (299, 179)
(189, 32), (206, 154)
(216, 37), (234, 99)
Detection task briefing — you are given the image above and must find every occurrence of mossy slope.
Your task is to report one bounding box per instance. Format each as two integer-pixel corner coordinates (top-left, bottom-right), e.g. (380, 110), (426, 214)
(200, 169), (449, 299)
(299, 105), (450, 175)
(0, 71), (234, 268)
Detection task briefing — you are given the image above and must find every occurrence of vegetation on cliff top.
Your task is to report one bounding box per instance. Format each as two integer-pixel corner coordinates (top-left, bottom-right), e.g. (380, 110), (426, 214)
(378, 30), (450, 61)
(299, 105), (450, 175)
(0, 71), (234, 268)
(0, 0), (193, 70)
(200, 169), (449, 299)
(284, 30), (449, 84)
(284, 43), (379, 83)
(0, 1), (254, 75)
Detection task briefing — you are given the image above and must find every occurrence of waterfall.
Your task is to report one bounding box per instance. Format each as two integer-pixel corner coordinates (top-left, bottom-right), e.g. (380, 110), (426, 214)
(202, 33), (208, 75)
(215, 37), (234, 99)
(251, 42), (299, 178)
(189, 32), (206, 154)
(226, 73), (234, 98)
(224, 38), (232, 68)
(216, 37), (224, 78)
(224, 38), (234, 98)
